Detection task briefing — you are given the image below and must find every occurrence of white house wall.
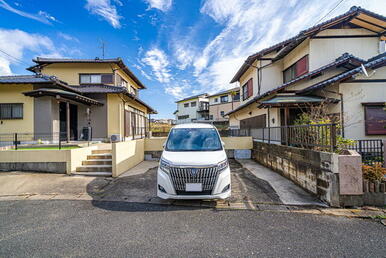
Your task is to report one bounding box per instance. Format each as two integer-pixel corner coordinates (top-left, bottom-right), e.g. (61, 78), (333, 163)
(309, 29), (380, 70)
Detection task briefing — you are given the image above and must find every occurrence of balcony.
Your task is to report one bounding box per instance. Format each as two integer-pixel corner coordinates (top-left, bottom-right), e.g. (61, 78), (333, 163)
(197, 102), (209, 112)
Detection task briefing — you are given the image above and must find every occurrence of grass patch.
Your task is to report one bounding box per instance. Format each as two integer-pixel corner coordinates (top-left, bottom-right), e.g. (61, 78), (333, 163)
(13, 146), (80, 150)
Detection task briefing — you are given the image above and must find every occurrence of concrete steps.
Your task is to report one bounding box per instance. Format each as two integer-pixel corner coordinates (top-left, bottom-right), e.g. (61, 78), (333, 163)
(72, 171), (112, 177)
(74, 149), (113, 177)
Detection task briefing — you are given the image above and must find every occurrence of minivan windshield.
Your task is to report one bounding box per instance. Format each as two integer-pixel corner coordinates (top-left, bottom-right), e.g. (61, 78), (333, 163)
(165, 128), (222, 151)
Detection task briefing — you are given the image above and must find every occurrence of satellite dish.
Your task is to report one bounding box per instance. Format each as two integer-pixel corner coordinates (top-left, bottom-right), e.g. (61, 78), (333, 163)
(361, 64), (369, 77)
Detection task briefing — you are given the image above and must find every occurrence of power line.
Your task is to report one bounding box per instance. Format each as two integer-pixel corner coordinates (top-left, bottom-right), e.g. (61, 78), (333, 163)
(313, 0), (346, 26)
(0, 48), (30, 66)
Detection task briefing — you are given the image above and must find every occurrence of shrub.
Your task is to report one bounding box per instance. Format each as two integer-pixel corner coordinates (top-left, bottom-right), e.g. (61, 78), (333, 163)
(362, 164), (386, 182)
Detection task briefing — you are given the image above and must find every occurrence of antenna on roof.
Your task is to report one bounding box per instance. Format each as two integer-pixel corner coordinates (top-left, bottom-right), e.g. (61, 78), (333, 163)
(99, 39), (106, 59)
(360, 64), (375, 78)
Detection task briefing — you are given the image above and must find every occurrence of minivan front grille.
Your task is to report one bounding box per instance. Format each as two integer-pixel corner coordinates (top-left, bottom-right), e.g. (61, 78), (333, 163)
(169, 166), (219, 193)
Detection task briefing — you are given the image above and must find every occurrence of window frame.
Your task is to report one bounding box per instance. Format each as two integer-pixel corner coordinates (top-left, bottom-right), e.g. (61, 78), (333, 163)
(220, 95), (228, 103)
(0, 103), (23, 120)
(283, 55), (309, 83)
(183, 103), (189, 108)
(363, 104), (386, 135)
(79, 73), (114, 85)
(191, 101), (197, 107)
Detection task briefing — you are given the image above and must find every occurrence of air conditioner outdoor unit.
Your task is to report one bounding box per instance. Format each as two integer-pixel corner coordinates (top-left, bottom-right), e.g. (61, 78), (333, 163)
(110, 134), (121, 142)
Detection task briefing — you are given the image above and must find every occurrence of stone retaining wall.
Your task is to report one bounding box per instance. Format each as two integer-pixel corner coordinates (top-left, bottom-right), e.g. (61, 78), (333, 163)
(252, 140), (364, 207)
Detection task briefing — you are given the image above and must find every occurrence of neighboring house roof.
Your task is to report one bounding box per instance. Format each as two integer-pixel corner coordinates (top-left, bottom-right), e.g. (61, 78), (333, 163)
(176, 93), (208, 103)
(230, 6), (386, 83)
(298, 52), (386, 94)
(0, 74), (81, 94)
(27, 57), (147, 89)
(23, 88), (102, 106)
(207, 87), (240, 98)
(226, 53), (365, 116)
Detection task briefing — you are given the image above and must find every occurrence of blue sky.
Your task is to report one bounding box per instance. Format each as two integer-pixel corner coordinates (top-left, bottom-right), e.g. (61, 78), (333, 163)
(0, 0), (385, 118)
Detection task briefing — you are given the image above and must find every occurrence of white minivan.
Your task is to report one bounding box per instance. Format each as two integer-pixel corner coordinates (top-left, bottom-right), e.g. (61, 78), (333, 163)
(157, 123), (231, 200)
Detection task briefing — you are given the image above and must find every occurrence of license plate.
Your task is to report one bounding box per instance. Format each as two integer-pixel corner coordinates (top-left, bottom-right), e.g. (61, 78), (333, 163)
(185, 183), (202, 192)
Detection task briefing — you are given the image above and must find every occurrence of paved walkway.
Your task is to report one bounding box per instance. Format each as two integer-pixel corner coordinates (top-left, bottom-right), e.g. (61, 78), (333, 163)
(237, 159), (326, 206)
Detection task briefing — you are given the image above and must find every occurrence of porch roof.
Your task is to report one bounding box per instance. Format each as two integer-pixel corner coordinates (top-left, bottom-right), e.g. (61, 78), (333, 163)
(258, 95), (339, 108)
(23, 88), (102, 106)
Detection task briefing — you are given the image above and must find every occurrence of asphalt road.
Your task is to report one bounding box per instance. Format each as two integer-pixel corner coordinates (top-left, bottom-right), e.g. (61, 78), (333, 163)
(0, 200), (385, 257)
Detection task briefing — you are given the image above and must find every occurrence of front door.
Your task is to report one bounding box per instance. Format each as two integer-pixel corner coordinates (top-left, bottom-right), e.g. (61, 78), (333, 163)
(59, 102), (78, 141)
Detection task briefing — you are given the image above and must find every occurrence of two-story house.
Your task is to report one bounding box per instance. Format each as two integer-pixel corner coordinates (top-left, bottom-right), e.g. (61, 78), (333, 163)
(227, 6), (386, 140)
(0, 57), (156, 142)
(207, 87), (240, 126)
(174, 93), (209, 124)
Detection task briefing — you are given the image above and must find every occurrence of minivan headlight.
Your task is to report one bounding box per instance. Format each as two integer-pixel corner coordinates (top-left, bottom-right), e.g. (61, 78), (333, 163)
(217, 159), (228, 172)
(160, 158), (171, 173)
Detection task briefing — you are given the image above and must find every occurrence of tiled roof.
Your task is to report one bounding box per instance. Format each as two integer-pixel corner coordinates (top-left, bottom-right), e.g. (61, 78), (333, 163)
(23, 88), (102, 106)
(226, 53), (365, 116)
(298, 52), (386, 94)
(27, 57), (147, 89)
(230, 6), (386, 83)
(0, 74), (53, 84)
(69, 85), (127, 93)
(0, 74), (81, 94)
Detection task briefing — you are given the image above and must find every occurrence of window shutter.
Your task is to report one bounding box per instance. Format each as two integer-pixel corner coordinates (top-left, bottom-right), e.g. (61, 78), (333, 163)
(248, 78), (253, 97)
(101, 74), (114, 84)
(365, 106), (386, 135)
(296, 56), (308, 76)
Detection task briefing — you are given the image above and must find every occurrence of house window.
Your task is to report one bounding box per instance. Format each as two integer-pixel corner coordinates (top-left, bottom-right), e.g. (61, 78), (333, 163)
(242, 78), (253, 100)
(214, 98), (218, 103)
(178, 115), (189, 120)
(364, 104), (386, 135)
(220, 111), (225, 117)
(209, 115), (213, 120)
(129, 86), (137, 96)
(80, 74), (113, 84)
(191, 101), (197, 107)
(283, 55), (308, 83)
(233, 92), (240, 101)
(184, 103), (189, 108)
(220, 95), (228, 103)
(0, 103), (23, 119)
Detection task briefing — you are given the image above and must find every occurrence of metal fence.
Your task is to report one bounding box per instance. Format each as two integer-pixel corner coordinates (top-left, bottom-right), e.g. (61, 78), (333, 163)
(345, 139), (384, 166)
(0, 132), (68, 150)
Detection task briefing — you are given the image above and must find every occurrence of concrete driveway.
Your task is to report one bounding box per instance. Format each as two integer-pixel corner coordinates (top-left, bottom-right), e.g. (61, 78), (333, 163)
(0, 159), (324, 209)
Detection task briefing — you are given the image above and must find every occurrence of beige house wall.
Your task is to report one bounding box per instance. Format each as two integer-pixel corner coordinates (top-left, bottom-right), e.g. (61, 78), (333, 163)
(40, 63), (142, 90)
(229, 106), (280, 128)
(283, 39), (310, 70)
(209, 101), (240, 121)
(0, 84), (34, 134)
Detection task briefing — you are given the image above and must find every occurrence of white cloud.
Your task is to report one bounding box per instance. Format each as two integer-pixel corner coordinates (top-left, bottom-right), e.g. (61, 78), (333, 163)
(0, 29), (68, 75)
(165, 80), (191, 99)
(85, 0), (122, 28)
(57, 32), (80, 43)
(145, 0), (172, 12)
(0, 0), (57, 24)
(141, 48), (172, 83)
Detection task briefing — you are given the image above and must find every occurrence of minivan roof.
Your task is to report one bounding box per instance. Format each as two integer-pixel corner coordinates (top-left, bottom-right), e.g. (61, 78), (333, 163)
(173, 123), (216, 129)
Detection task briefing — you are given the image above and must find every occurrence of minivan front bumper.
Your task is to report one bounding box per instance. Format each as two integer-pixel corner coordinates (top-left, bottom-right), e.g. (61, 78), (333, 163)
(157, 166), (231, 200)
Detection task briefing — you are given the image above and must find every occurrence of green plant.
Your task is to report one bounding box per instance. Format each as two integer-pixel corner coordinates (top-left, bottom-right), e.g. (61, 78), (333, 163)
(362, 164), (386, 182)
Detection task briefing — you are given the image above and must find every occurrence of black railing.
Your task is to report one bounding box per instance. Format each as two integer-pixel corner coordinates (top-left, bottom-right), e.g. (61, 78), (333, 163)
(0, 132), (69, 150)
(345, 139), (384, 166)
(220, 124), (338, 152)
